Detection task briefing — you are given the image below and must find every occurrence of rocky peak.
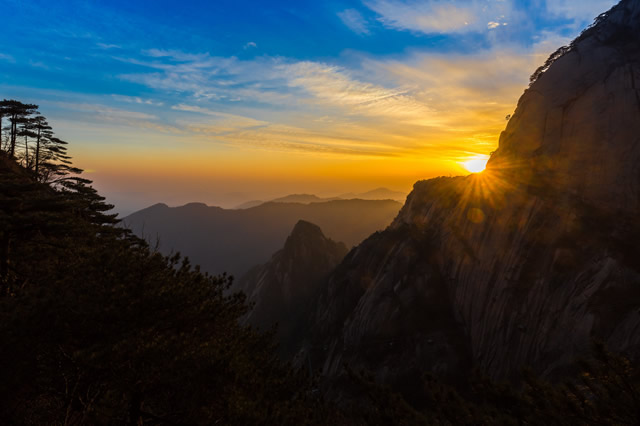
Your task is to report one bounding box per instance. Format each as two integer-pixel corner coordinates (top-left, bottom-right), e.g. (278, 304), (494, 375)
(236, 221), (348, 358)
(307, 0), (640, 393)
(284, 220), (326, 249)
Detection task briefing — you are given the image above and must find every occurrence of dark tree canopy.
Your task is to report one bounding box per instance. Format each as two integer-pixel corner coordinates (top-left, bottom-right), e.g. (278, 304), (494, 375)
(1, 99), (638, 425)
(0, 102), (341, 425)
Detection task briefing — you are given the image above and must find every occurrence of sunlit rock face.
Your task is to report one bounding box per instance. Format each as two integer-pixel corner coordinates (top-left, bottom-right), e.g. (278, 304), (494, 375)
(236, 220), (348, 358)
(307, 0), (640, 388)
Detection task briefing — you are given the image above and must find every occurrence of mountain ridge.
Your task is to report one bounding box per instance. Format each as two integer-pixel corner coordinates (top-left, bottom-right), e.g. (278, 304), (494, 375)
(123, 198), (401, 278)
(302, 0), (640, 391)
(233, 187), (407, 209)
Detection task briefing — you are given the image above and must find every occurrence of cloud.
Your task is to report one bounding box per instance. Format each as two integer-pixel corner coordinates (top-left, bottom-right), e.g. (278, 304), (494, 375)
(279, 61), (437, 123)
(338, 9), (371, 35)
(120, 49), (436, 124)
(172, 103), (268, 133)
(363, 0), (511, 34)
(57, 102), (157, 120)
(190, 122), (404, 157)
(112, 94), (164, 106)
(53, 102), (183, 133)
(546, 0), (618, 25)
(113, 37), (568, 161)
(96, 42), (121, 49)
(243, 41), (257, 49)
(0, 53), (15, 63)
(118, 50), (243, 100)
(350, 31), (571, 158)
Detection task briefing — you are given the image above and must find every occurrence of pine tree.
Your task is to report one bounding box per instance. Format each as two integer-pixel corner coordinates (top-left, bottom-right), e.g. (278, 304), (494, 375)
(39, 135), (83, 184)
(31, 115), (53, 178)
(0, 100), (38, 159)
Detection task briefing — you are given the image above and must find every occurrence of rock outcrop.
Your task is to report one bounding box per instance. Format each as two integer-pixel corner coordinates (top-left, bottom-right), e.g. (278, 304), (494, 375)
(237, 220), (348, 358)
(306, 0), (640, 391)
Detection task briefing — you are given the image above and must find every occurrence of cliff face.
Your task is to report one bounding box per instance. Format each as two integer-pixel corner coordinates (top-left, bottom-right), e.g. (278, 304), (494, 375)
(309, 0), (640, 384)
(237, 220), (348, 358)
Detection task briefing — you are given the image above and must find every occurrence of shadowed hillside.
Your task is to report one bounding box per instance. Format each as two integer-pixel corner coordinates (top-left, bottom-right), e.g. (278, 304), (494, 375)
(301, 0), (640, 403)
(236, 220), (348, 358)
(0, 145), (344, 424)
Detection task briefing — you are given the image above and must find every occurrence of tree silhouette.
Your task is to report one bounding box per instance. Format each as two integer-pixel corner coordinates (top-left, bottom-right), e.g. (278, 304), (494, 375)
(31, 115), (53, 178)
(0, 99), (38, 159)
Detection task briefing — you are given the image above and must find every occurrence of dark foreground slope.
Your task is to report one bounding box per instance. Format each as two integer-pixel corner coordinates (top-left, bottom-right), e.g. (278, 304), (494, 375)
(123, 198), (401, 278)
(236, 220), (348, 358)
(3, 153), (639, 424)
(306, 0), (640, 391)
(0, 153), (339, 425)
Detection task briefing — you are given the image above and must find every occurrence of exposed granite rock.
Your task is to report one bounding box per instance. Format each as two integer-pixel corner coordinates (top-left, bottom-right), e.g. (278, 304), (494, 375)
(306, 0), (640, 390)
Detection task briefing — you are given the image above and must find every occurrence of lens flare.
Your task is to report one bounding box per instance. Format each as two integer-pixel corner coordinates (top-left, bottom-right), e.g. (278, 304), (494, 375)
(462, 155), (489, 173)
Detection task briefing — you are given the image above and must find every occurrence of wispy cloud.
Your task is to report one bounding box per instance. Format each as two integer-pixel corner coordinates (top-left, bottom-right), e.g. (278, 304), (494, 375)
(172, 103), (268, 134)
(192, 122), (404, 157)
(54, 102), (180, 133)
(363, 0), (511, 34)
(0, 53), (15, 63)
(111, 94), (164, 106)
(96, 42), (121, 49)
(279, 61), (437, 123)
(546, 0), (618, 25)
(243, 41), (257, 49)
(112, 44), (549, 159)
(58, 102), (158, 121)
(338, 9), (371, 35)
(103, 22), (574, 161)
(119, 50), (437, 125)
(118, 51), (242, 100)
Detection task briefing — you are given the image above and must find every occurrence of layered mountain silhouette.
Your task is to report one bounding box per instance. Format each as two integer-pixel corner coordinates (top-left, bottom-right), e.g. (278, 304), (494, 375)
(233, 188), (406, 209)
(123, 199), (401, 278)
(235, 220), (348, 358)
(126, 0), (640, 407)
(263, 0), (640, 395)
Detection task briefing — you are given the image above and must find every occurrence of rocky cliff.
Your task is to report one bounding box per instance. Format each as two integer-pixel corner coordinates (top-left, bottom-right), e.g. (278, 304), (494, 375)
(236, 220), (348, 358)
(306, 0), (640, 389)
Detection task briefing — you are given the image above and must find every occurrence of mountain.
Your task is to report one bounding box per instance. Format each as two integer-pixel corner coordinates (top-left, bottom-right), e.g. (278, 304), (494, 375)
(0, 151), (335, 424)
(123, 199), (401, 278)
(338, 187), (407, 202)
(233, 188), (407, 209)
(303, 0), (640, 393)
(270, 194), (331, 204)
(235, 220), (348, 358)
(234, 199), (264, 209)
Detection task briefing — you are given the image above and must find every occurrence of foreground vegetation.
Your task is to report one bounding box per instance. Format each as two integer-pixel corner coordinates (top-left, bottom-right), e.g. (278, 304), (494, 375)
(1, 99), (638, 425)
(0, 100), (339, 424)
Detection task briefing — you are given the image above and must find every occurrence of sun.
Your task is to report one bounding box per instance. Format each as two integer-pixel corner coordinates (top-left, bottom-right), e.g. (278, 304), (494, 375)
(461, 155), (489, 173)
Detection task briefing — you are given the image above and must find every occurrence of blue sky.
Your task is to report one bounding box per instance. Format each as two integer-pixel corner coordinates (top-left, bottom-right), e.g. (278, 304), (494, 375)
(0, 0), (618, 213)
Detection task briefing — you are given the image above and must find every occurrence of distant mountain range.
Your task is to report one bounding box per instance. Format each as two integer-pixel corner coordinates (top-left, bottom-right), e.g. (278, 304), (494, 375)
(233, 187), (407, 209)
(123, 198), (401, 278)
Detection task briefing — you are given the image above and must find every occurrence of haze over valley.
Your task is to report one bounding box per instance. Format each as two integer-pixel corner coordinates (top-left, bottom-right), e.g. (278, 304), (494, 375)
(3, 0), (640, 424)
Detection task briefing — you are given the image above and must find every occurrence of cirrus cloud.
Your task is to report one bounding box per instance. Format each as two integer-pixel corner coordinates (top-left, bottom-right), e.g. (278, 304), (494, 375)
(363, 0), (511, 34)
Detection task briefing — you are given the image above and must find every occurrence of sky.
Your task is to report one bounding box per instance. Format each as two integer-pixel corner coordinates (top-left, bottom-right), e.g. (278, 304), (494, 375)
(0, 0), (618, 214)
